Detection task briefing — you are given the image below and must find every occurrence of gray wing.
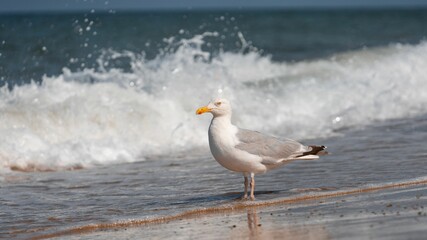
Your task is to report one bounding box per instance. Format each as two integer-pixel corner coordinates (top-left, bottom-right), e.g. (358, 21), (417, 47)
(235, 128), (308, 164)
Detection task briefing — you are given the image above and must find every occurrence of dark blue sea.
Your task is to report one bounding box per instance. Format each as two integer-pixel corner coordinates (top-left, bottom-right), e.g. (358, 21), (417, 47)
(1, 9), (427, 239)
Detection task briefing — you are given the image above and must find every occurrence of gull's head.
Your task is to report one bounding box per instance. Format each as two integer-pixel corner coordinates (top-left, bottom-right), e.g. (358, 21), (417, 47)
(196, 98), (232, 117)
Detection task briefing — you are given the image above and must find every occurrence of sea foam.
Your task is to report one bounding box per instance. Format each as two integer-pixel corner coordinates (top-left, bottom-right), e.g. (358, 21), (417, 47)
(1, 34), (427, 171)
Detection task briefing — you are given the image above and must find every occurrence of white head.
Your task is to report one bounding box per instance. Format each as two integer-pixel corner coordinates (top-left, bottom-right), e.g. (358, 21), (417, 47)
(196, 98), (232, 117)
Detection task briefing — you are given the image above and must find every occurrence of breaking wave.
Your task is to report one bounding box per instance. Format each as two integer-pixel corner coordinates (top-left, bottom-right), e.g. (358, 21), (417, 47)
(1, 33), (427, 171)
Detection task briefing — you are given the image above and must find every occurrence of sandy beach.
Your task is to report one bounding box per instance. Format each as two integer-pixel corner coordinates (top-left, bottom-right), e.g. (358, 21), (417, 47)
(32, 180), (427, 239)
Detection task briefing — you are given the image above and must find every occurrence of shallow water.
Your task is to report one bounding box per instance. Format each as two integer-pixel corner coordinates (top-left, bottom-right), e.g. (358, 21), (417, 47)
(2, 113), (427, 239)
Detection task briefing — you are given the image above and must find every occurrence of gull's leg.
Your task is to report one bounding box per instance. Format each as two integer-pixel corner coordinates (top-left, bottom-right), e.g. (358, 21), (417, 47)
(242, 173), (249, 200)
(250, 172), (255, 201)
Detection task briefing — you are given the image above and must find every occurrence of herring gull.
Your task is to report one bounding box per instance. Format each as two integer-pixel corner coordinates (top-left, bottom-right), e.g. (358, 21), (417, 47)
(196, 98), (327, 200)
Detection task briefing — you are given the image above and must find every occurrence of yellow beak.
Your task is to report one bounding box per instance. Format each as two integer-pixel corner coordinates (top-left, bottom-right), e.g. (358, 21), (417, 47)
(196, 106), (211, 115)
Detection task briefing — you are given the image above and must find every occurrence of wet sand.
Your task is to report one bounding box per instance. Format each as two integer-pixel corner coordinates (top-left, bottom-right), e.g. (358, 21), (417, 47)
(32, 180), (427, 239)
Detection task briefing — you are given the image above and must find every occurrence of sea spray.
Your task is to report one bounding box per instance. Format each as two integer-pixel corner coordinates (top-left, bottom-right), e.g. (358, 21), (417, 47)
(1, 34), (427, 171)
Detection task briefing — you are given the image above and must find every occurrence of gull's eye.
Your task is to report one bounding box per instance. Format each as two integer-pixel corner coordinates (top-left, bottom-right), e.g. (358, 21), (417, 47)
(215, 101), (222, 107)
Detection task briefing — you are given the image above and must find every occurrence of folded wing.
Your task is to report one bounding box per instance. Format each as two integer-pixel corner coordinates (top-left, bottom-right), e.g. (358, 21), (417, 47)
(235, 128), (325, 165)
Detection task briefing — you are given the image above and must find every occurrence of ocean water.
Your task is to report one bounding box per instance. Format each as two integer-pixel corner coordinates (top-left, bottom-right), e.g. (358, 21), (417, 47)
(1, 9), (427, 239)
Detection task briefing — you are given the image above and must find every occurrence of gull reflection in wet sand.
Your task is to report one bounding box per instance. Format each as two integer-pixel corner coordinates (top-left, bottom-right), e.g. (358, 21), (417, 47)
(247, 208), (261, 238)
(232, 208), (330, 240)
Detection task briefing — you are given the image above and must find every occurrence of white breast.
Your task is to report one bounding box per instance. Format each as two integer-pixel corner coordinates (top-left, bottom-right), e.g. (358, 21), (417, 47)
(208, 117), (266, 173)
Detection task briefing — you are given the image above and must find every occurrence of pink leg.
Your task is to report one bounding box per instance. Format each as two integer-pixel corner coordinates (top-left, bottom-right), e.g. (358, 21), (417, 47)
(250, 173), (255, 201)
(242, 173), (249, 200)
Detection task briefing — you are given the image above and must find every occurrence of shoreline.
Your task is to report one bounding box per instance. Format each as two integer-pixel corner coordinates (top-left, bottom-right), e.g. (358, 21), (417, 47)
(31, 177), (427, 239)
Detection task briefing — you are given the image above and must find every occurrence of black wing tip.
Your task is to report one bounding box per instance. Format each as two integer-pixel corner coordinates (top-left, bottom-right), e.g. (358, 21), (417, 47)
(303, 145), (328, 156)
(315, 145), (329, 155)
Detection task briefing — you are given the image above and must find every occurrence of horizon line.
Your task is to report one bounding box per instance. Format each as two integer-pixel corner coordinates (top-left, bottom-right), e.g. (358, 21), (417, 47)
(1, 5), (427, 15)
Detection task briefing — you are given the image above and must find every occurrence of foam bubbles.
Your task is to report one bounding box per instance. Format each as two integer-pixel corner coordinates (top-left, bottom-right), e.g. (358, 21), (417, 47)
(1, 34), (427, 172)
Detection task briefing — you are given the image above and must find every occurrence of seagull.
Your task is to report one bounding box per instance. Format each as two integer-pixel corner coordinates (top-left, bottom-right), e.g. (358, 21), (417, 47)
(196, 98), (327, 200)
